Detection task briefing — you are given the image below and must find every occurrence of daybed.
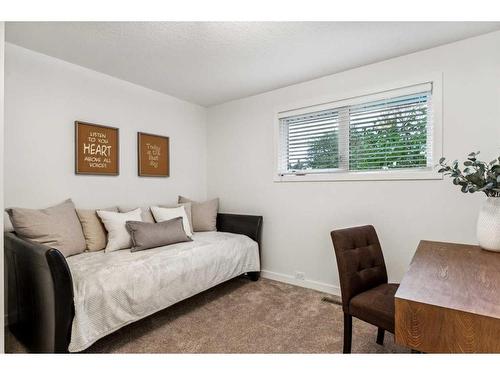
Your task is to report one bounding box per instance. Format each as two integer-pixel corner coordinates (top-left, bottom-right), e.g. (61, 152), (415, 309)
(4, 213), (262, 353)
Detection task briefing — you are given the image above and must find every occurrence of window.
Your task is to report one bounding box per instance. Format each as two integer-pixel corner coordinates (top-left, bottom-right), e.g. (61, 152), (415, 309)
(276, 82), (441, 181)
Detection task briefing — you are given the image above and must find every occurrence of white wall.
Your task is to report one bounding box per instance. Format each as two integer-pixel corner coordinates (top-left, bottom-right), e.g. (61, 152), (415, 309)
(1, 22), (5, 354)
(207, 31), (500, 294)
(4, 31), (500, 300)
(4, 43), (208, 211)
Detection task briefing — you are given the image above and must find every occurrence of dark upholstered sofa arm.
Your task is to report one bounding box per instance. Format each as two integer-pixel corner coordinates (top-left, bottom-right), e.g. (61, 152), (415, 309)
(216, 213), (263, 248)
(4, 232), (74, 353)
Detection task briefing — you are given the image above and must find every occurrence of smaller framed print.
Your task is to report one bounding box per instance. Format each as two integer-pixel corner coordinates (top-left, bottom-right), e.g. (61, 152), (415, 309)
(138, 132), (170, 177)
(75, 121), (119, 175)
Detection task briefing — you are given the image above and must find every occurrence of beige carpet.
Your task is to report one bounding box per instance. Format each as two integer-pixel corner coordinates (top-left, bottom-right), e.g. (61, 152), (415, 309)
(5, 277), (409, 353)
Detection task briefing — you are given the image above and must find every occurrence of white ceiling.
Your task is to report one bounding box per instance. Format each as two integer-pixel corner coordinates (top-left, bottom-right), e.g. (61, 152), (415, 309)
(6, 22), (500, 107)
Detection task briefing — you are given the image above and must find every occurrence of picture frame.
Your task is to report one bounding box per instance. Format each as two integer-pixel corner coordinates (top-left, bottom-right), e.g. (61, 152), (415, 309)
(75, 121), (119, 175)
(137, 132), (170, 177)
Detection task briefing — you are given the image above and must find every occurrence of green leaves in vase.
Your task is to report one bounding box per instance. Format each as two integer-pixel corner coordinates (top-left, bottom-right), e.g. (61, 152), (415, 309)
(438, 151), (500, 197)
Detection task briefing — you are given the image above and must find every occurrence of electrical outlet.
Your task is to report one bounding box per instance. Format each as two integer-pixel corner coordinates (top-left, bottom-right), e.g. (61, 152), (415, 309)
(295, 271), (305, 280)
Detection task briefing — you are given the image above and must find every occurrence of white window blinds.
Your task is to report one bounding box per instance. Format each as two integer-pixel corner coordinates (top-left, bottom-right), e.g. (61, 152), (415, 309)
(278, 83), (433, 175)
(284, 109), (341, 172)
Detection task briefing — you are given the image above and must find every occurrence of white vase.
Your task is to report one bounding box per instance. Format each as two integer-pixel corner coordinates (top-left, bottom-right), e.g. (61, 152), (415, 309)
(477, 197), (500, 252)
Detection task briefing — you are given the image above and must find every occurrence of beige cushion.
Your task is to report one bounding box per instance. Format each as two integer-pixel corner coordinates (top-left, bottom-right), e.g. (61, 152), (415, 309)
(126, 217), (192, 252)
(97, 208), (143, 252)
(4, 211), (14, 232)
(76, 207), (118, 252)
(6, 199), (86, 257)
(178, 196), (219, 232)
(160, 202), (193, 230)
(118, 205), (155, 223)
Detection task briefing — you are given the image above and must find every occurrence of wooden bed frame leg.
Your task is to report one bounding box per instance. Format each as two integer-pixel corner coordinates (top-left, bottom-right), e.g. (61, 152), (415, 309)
(247, 271), (260, 281)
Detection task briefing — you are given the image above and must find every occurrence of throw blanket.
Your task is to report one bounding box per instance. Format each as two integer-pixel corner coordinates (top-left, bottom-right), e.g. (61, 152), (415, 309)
(66, 232), (260, 352)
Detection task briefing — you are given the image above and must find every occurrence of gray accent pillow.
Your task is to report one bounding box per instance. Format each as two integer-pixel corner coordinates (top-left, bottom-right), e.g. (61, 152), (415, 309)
(126, 217), (192, 252)
(178, 196), (219, 232)
(6, 199), (86, 257)
(118, 205), (155, 223)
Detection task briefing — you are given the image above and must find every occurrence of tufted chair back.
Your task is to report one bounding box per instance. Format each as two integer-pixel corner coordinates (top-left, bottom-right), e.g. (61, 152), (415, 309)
(330, 225), (388, 312)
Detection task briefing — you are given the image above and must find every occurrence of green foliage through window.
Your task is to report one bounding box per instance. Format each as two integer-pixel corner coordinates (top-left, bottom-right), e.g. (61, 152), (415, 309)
(349, 103), (428, 171)
(282, 91), (431, 173)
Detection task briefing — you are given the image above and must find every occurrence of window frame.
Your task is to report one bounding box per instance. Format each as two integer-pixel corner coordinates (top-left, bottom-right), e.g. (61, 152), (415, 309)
(273, 74), (443, 182)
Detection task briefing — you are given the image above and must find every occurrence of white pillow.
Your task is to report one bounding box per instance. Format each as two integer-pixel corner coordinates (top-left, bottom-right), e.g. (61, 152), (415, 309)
(97, 208), (143, 252)
(150, 206), (193, 237)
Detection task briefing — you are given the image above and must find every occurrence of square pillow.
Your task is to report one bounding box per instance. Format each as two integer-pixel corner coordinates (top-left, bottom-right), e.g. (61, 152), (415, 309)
(150, 205), (193, 237)
(160, 202), (193, 230)
(97, 208), (142, 252)
(118, 205), (155, 223)
(6, 199), (86, 257)
(76, 207), (118, 251)
(126, 217), (192, 252)
(178, 196), (219, 232)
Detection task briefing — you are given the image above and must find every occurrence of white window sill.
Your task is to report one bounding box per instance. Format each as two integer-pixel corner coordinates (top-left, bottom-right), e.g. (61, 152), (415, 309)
(274, 169), (443, 182)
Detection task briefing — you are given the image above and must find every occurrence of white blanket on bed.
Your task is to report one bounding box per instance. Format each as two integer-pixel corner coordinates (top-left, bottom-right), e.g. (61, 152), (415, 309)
(66, 231), (260, 352)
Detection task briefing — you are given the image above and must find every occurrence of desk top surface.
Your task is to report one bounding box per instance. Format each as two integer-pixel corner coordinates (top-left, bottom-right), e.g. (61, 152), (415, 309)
(395, 240), (500, 320)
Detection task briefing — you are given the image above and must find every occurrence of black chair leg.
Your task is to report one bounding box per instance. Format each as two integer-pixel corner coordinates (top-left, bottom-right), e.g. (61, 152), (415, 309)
(343, 313), (352, 354)
(376, 327), (385, 345)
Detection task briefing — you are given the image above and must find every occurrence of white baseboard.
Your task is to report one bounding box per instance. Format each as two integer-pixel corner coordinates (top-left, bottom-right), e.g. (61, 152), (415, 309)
(260, 270), (341, 296)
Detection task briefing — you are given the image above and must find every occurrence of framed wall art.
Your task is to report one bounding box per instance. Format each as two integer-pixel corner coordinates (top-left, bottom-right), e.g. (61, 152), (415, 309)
(75, 121), (119, 175)
(138, 132), (170, 177)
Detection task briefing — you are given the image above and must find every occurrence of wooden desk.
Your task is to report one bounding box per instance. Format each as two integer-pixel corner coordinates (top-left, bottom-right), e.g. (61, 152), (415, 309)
(395, 240), (500, 353)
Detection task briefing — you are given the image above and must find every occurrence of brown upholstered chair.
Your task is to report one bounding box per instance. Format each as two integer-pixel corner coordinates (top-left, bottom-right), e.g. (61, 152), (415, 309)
(330, 225), (399, 353)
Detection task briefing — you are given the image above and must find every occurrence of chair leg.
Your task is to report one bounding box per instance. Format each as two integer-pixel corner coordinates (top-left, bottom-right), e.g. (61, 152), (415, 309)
(343, 313), (352, 354)
(376, 328), (385, 345)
